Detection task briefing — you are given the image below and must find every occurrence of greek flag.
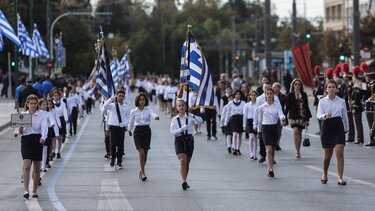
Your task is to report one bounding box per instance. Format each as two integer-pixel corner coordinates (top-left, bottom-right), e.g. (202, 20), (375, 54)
(110, 59), (118, 89)
(32, 24), (50, 58)
(18, 15), (38, 58)
(180, 34), (216, 107)
(95, 43), (113, 98)
(0, 32), (3, 51)
(118, 53), (130, 80)
(0, 10), (21, 47)
(84, 66), (98, 97)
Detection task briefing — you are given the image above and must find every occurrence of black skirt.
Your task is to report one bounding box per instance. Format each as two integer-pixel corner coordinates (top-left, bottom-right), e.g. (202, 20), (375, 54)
(229, 114), (243, 133)
(321, 117), (345, 148)
(21, 134), (43, 161)
(59, 116), (67, 136)
(246, 119), (256, 134)
(134, 125), (152, 150)
(45, 127), (55, 147)
(174, 135), (194, 157)
(261, 124), (279, 146)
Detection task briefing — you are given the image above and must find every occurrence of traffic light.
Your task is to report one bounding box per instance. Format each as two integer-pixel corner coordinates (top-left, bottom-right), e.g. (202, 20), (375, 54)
(305, 30), (311, 39)
(339, 54), (345, 61)
(339, 45), (346, 61)
(11, 61), (15, 67)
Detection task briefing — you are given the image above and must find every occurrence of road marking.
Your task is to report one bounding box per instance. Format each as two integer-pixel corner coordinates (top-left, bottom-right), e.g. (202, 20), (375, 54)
(25, 198), (43, 210)
(0, 126), (11, 136)
(305, 165), (375, 188)
(97, 178), (134, 211)
(104, 163), (115, 172)
(47, 116), (91, 211)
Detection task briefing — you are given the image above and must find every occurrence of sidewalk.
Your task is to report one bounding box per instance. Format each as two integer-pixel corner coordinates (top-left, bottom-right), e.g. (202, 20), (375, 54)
(0, 98), (17, 131)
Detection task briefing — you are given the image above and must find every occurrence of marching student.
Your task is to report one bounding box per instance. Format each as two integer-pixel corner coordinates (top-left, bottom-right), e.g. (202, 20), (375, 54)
(257, 88), (286, 177)
(100, 98), (111, 159)
(317, 80), (349, 185)
(14, 94), (48, 199)
(170, 99), (203, 190)
(46, 99), (60, 168)
(102, 90), (130, 169)
(221, 94), (234, 153)
(52, 90), (68, 158)
(66, 87), (81, 137)
(128, 93), (160, 181)
(243, 90), (258, 160)
(225, 90), (246, 155)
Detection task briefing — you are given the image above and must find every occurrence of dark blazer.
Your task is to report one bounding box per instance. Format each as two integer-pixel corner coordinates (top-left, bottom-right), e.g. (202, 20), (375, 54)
(285, 92), (312, 121)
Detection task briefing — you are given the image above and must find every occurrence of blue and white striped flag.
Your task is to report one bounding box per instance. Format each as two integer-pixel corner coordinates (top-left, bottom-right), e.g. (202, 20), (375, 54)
(95, 44), (113, 98)
(32, 24), (50, 58)
(18, 15), (38, 58)
(84, 66), (98, 97)
(180, 34), (216, 107)
(0, 10), (21, 47)
(110, 59), (119, 89)
(0, 31), (3, 51)
(118, 53), (130, 81)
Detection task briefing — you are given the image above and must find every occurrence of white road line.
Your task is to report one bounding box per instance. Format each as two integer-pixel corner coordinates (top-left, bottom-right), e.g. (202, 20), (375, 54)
(305, 165), (375, 188)
(104, 163), (115, 172)
(47, 116), (91, 211)
(97, 178), (134, 211)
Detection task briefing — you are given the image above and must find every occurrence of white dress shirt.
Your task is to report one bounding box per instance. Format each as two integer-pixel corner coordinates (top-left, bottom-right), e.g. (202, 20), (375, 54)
(102, 98), (130, 127)
(66, 93), (81, 114)
(224, 100), (245, 124)
(128, 106), (159, 132)
(257, 101), (285, 131)
(170, 113), (203, 137)
(15, 110), (48, 140)
(243, 101), (257, 128)
(317, 96), (349, 132)
(49, 109), (61, 136)
(253, 94), (281, 129)
(53, 100), (69, 122)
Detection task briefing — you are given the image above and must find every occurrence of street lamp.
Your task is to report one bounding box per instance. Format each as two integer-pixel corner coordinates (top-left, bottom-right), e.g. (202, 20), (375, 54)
(49, 12), (112, 60)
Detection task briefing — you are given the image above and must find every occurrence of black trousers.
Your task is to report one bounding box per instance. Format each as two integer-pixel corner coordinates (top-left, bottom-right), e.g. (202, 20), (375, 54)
(69, 107), (78, 135)
(353, 111), (364, 143)
(259, 132), (266, 158)
(347, 111), (355, 141)
(205, 109), (217, 137)
(104, 122), (110, 154)
(109, 125), (125, 164)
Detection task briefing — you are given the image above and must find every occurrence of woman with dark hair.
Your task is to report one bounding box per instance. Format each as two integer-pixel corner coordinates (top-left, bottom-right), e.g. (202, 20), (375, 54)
(285, 78), (312, 159)
(128, 93), (160, 181)
(14, 94), (48, 199)
(317, 80), (349, 185)
(225, 90), (246, 155)
(257, 88), (286, 177)
(52, 90), (68, 157)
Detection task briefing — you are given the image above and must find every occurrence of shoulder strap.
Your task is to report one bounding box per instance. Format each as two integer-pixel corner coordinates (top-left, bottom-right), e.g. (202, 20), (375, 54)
(177, 117), (182, 128)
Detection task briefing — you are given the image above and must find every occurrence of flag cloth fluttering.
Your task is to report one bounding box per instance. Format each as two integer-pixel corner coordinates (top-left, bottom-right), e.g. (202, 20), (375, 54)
(18, 14), (38, 58)
(0, 31), (4, 51)
(95, 42), (113, 98)
(0, 10), (21, 48)
(110, 59), (119, 88)
(179, 31), (216, 107)
(32, 24), (49, 58)
(83, 66), (98, 97)
(57, 32), (63, 62)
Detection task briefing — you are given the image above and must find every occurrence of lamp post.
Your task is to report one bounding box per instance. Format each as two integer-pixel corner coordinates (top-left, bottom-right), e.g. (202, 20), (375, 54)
(49, 12), (112, 60)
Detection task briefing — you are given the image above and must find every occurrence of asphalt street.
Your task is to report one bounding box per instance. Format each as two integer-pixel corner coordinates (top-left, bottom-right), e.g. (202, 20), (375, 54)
(0, 94), (375, 211)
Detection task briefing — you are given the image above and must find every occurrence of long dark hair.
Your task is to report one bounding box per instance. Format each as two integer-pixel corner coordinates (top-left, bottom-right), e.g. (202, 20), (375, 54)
(135, 92), (149, 107)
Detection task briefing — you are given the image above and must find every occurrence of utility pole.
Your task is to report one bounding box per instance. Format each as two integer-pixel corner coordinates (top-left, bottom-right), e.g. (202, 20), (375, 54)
(13, 0), (19, 86)
(353, 0), (360, 66)
(46, 0), (51, 61)
(264, 0), (272, 70)
(29, 0), (34, 79)
(231, 16), (236, 71)
(292, 0), (297, 45)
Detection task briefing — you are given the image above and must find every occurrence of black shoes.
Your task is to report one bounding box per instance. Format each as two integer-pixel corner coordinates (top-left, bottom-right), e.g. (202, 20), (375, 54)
(233, 150), (238, 155)
(227, 147), (232, 154)
(321, 179), (328, 184)
(273, 160), (277, 164)
(57, 153), (61, 159)
(32, 193), (38, 198)
(258, 157), (266, 163)
(117, 164), (123, 170)
(104, 153), (111, 159)
(338, 181), (347, 186)
(38, 178), (42, 186)
(182, 182), (189, 190)
(275, 145), (282, 151)
(24, 192), (29, 199)
(365, 143), (375, 147)
(110, 161), (115, 167)
(212, 136), (218, 140)
(268, 170), (274, 177)
(346, 139), (354, 142)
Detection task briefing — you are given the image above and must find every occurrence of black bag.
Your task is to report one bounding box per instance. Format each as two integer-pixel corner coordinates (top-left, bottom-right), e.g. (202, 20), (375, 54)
(303, 126), (310, 147)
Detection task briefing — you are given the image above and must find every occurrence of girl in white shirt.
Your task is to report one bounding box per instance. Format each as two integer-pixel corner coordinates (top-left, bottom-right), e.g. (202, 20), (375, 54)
(52, 90), (68, 158)
(221, 95), (234, 153)
(225, 90), (246, 155)
(128, 93), (160, 181)
(243, 90), (258, 160)
(257, 88), (286, 177)
(46, 99), (60, 169)
(15, 94), (48, 199)
(170, 99), (203, 190)
(317, 80), (349, 185)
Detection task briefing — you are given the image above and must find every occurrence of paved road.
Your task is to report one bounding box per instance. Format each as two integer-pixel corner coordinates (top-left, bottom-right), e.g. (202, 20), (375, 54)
(0, 94), (375, 210)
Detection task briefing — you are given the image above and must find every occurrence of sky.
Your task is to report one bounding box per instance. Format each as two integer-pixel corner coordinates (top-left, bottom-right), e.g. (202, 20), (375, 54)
(90, 0), (325, 20)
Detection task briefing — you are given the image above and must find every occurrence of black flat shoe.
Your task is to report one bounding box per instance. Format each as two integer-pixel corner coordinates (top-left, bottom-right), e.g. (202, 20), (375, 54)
(182, 182), (188, 190)
(268, 170), (274, 177)
(321, 179), (328, 184)
(24, 192), (29, 199)
(338, 181), (347, 186)
(142, 175), (147, 181)
(32, 193), (38, 198)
